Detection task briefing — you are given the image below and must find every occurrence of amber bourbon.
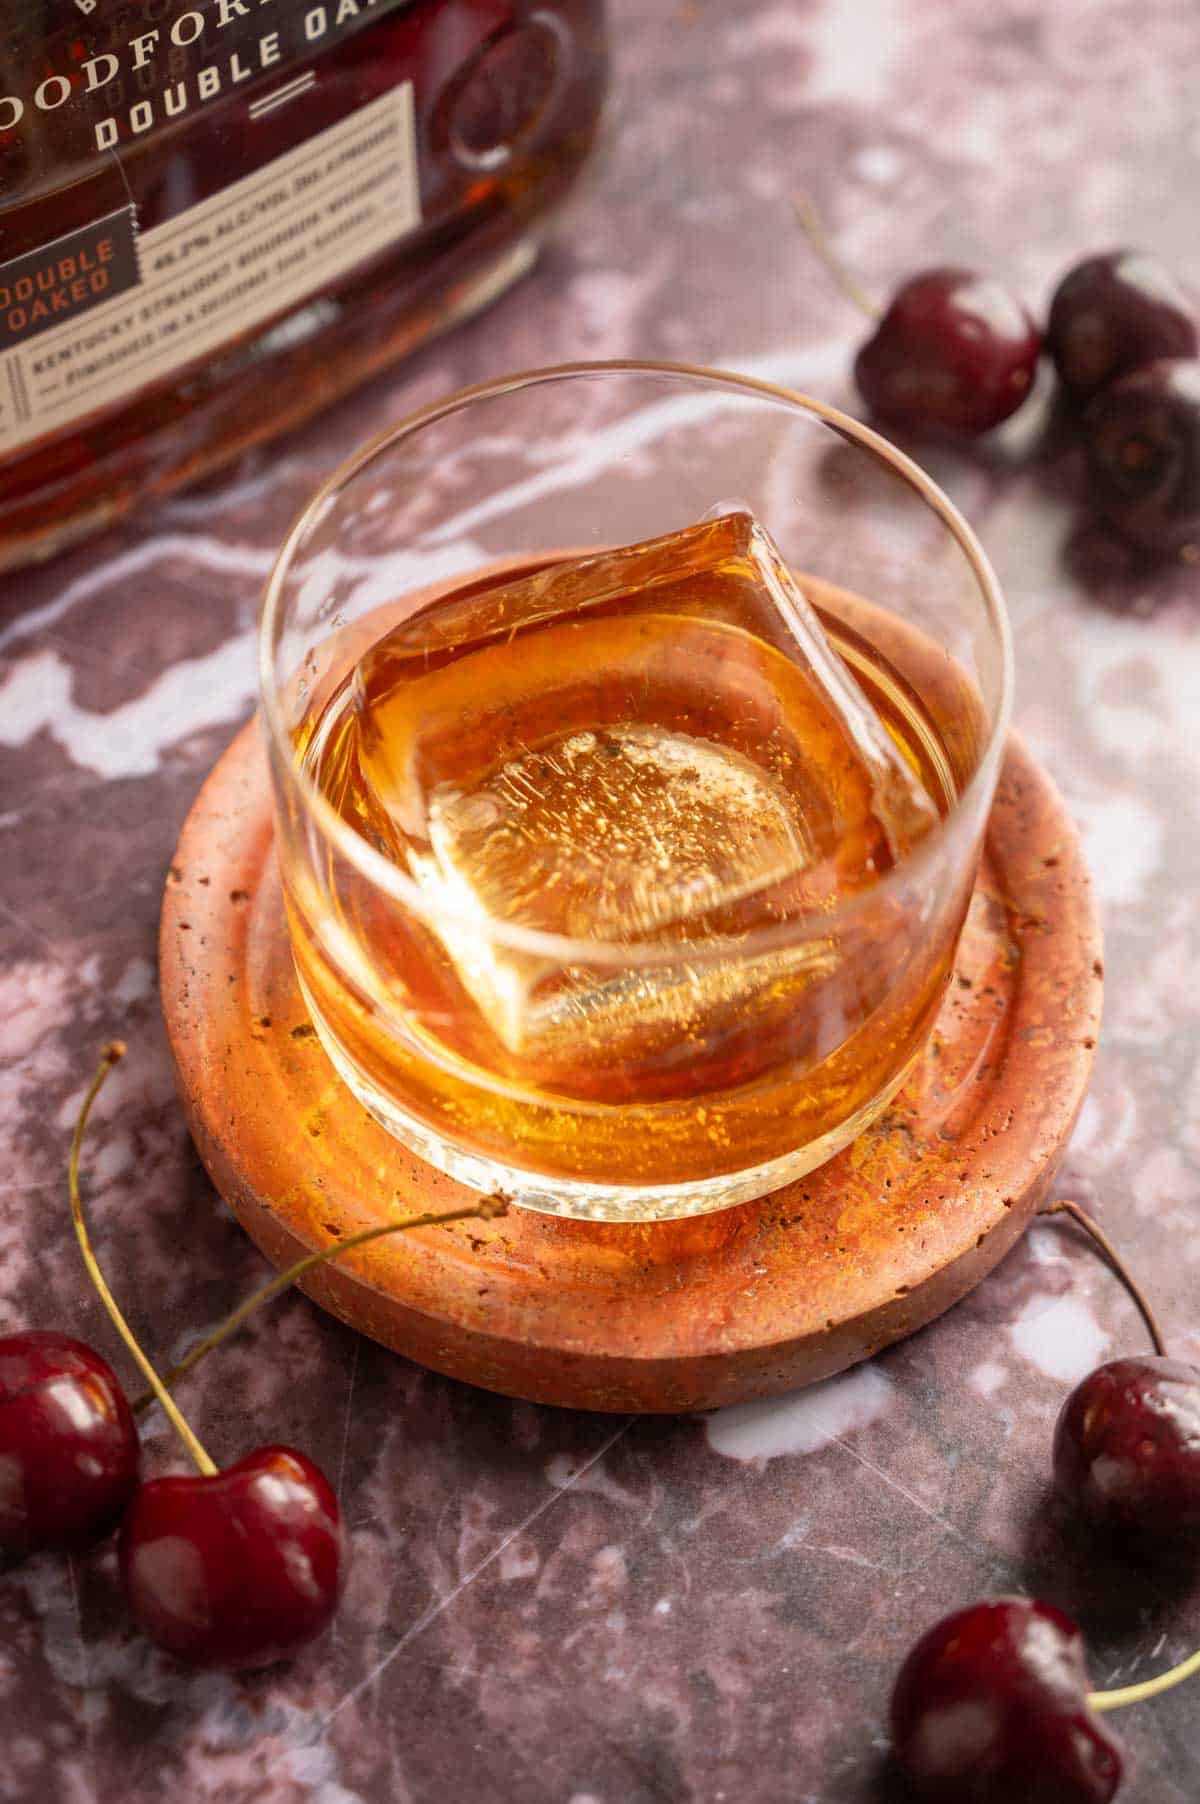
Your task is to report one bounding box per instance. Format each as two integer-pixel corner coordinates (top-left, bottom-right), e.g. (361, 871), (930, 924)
(292, 512), (970, 1198)
(0, 1), (607, 569)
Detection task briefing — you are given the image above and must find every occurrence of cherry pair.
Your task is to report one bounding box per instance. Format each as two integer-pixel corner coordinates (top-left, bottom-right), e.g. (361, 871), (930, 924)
(0, 1042), (501, 1671)
(0, 1329), (343, 1669)
(851, 249), (1200, 557)
(891, 1323), (1200, 1798)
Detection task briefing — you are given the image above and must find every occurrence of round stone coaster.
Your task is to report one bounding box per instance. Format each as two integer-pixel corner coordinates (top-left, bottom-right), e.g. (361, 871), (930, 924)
(161, 723), (1101, 1413)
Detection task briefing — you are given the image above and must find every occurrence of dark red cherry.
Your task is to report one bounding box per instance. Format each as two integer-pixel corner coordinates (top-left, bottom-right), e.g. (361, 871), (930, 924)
(891, 1598), (1122, 1802)
(1053, 1356), (1200, 1551)
(1083, 359), (1200, 553)
(119, 1445), (346, 1669)
(854, 269), (1041, 436)
(0, 1331), (139, 1555)
(1048, 251), (1197, 399)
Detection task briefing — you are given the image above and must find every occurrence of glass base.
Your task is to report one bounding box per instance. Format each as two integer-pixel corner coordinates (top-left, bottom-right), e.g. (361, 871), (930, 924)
(299, 979), (917, 1223)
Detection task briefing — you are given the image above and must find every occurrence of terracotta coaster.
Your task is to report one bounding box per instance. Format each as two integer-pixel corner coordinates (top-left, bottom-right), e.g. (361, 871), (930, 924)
(161, 724), (1101, 1413)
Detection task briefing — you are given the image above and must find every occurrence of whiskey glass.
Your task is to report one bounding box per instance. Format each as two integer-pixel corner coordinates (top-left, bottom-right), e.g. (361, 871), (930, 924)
(260, 362), (1012, 1222)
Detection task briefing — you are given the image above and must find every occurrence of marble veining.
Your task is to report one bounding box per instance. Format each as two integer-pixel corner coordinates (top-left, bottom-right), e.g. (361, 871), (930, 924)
(2, 1), (1200, 1799)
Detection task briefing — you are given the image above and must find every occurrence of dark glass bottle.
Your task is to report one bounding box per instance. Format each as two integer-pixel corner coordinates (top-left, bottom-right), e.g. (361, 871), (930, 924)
(0, 1), (608, 569)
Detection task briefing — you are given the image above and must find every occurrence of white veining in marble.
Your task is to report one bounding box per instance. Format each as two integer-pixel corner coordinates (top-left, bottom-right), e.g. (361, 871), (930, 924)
(1010, 1294), (1111, 1384)
(705, 1365), (893, 1461)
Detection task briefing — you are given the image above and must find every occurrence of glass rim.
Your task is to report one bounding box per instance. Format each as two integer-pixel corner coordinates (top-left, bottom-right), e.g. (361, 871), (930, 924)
(259, 358), (1014, 969)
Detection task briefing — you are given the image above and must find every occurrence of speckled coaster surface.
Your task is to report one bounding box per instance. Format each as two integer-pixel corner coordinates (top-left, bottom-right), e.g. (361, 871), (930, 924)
(160, 722), (1101, 1413)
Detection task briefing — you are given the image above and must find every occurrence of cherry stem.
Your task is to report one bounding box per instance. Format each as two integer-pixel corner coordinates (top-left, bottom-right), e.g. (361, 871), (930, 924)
(69, 1044), (217, 1478)
(792, 192), (881, 323)
(1089, 1648), (1200, 1714)
(131, 1196), (509, 1418)
(1037, 1199), (1168, 1357)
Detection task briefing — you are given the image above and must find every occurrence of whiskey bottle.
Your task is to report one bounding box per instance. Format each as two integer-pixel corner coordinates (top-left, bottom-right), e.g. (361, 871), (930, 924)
(0, 1), (608, 570)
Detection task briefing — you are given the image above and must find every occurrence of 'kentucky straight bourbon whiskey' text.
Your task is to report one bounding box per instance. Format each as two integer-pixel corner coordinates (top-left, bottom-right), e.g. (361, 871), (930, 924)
(0, 1), (608, 567)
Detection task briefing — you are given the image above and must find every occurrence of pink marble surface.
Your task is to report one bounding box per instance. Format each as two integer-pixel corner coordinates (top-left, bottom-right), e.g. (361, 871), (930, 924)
(3, 2), (1200, 1799)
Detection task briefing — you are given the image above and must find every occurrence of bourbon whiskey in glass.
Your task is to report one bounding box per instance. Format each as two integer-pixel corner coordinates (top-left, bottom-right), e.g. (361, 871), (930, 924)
(261, 364), (1011, 1222)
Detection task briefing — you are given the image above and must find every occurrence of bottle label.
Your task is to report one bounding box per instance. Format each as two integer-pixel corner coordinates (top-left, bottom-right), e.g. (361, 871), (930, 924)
(0, 82), (420, 458)
(2, 3), (414, 156)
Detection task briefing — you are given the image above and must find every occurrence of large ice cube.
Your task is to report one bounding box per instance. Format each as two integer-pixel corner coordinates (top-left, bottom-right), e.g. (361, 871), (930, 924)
(351, 510), (938, 1061)
(428, 724), (812, 942)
